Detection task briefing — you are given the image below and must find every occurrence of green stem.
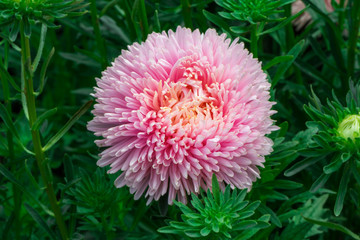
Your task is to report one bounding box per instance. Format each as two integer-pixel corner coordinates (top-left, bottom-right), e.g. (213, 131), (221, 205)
(90, 0), (108, 70)
(250, 23), (259, 58)
(20, 20), (69, 240)
(181, 0), (193, 29)
(347, 0), (360, 79)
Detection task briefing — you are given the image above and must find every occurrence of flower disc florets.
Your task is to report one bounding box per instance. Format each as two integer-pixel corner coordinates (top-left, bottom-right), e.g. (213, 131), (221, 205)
(88, 27), (278, 204)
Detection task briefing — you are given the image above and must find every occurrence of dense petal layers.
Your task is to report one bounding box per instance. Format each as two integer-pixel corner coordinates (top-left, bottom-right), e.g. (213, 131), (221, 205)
(88, 27), (278, 204)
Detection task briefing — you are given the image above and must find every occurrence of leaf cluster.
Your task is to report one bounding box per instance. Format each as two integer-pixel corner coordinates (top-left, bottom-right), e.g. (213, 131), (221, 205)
(0, 0), (88, 40)
(158, 174), (270, 239)
(285, 81), (360, 216)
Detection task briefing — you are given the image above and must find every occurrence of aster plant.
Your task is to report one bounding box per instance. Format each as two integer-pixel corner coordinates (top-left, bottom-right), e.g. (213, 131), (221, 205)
(285, 81), (360, 216)
(158, 174), (270, 240)
(88, 26), (278, 205)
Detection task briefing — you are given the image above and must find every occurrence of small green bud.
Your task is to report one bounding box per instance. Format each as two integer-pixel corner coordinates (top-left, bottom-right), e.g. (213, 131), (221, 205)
(338, 114), (360, 140)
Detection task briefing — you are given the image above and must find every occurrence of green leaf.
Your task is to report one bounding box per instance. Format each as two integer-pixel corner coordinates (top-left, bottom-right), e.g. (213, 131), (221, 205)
(24, 204), (58, 240)
(32, 24), (47, 73)
(232, 220), (257, 231)
(43, 100), (93, 152)
(334, 163), (351, 216)
(203, 10), (231, 34)
(263, 55), (294, 71)
(0, 164), (53, 216)
(0, 62), (21, 92)
(31, 108), (57, 131)
(260, 6), (307, 35)
(272, 40), (304, 87)
(212, 173), (220, 205)
(323, 155), (343, 174)
(1, 212), (14, 239)
(302, 0), (346, 72)
(258, 204), (282, 228)
(0, 103), (34, 155)
(157, 226), (184, 235)
(310, 173), (331, 193)
(37, 47), (55, 95)
(258, 180), (303, 189)
(200, 227), (211, 237)
(303, 217), (360, 240)
(9, 20), (19, 42)
(284, 156), (323, 177)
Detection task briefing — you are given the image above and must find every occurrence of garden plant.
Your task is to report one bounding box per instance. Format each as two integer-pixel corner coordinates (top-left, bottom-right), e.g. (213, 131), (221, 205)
(0, 0), (359, 239)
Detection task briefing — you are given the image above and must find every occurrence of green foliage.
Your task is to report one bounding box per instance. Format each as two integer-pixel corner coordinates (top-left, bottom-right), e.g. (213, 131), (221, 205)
(158, 174), (270, 239)
(286, 82), (360, 216)
(215, 0), (295, 23)
(0, 0), (88, 40)
(0, 0), (359, 239)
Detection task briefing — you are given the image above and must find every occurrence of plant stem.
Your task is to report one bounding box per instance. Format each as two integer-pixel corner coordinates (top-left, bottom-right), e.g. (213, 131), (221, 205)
(181, 0), (193, 29)
(20, 20), (69, 240)
(347, 0), (360, 79)
(251, 23), (259, 58)
(90, 0), (108, 70)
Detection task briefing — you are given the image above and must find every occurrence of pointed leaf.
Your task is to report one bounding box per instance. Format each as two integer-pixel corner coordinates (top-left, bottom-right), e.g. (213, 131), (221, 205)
(32, 24), (47, 73)
(258, 204), (282, 227)
(43, 100), (93, 151)
(32, 108), (57, 131)
(272, 40), (304, 87)
(284, 157), (323, 177)
(263, 55), (293, 71)
(310, 173), (331, 193)
(334, 163), (351, 216)
(303, 217), (360, 240)
(24, 204), (57, 240)
(0, 164), (53, 216)
(212, 173), (220, 204)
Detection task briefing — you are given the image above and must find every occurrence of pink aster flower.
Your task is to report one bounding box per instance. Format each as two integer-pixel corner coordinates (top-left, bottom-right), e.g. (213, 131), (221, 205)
(88, 27), (278, 205)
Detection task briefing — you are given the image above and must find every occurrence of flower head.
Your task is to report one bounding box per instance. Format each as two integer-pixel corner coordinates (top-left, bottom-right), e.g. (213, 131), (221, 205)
(88, 27), (278, 205)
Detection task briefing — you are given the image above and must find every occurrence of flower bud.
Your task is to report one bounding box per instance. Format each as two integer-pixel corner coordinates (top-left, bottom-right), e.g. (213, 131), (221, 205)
(338, 114), (360, 140)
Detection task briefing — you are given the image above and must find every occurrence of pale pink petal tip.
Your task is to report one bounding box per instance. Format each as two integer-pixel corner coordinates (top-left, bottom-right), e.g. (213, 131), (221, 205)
(88, 27), (278, 205)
